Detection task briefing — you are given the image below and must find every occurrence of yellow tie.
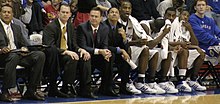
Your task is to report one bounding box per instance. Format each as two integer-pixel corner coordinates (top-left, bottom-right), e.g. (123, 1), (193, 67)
(60, 26), (67, 50)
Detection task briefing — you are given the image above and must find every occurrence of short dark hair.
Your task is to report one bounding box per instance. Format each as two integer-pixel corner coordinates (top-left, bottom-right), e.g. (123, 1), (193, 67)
(165, 7), (176, 15)
(0, 4), (13, 12)
(179, 8), (189, 14)
(58, 2), (71, 11)
(120, 0), (132, 7)
(90, 7), (103, 16)
(107, 7), (119, 14)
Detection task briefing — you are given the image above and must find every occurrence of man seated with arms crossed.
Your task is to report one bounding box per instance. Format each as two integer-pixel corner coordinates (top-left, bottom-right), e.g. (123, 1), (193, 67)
(0, 4), (45, 102)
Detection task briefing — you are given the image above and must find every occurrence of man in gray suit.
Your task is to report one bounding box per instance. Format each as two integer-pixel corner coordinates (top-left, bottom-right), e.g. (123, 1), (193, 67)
(0, 4), (45, 102)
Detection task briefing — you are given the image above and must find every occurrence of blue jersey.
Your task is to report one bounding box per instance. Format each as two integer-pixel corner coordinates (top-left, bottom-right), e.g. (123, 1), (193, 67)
(189, 14), (220, 54)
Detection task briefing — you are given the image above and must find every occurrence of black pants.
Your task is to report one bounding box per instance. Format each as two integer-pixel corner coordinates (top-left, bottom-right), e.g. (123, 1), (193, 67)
(114, 54), (130, 90)
(0, 51), (45, 93)
(44, 47), (77, 89)
(91, 54), (114, 92)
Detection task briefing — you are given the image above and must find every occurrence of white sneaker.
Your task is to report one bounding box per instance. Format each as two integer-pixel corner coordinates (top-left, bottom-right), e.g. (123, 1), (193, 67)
(126, 82), (142, 94)
(158, 82), (178, 94)
(167, 81), (176, 88)
(176, 81), (192, 92)
(148, 82), (166, 94)
(135, 82), (157, 94)
(187, 81), (207, 91)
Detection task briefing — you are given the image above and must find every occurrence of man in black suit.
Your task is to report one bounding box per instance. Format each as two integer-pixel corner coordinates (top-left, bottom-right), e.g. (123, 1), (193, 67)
(0, 4), (45, 102)
(43, 3), (95, 98)
(77, 7), (118, 96)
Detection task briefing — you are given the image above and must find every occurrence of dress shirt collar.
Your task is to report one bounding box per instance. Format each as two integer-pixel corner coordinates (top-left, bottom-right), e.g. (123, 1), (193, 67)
(58, 19), (67, 29)
(91, 25), (99, 32)
(0, 19), (11, 31)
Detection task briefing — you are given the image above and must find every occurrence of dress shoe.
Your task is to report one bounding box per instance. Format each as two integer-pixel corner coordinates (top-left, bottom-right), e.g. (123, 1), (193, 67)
(0, 93), (13, 102)
(60, 87), (77, 98)
(36, 91), (46, 98)
(23, 92), (45, 101)
(48, 89), (70, 98)
(99, 90), (120, 97)
(79, 92), (98, 99)
(119, 88), (134, 95)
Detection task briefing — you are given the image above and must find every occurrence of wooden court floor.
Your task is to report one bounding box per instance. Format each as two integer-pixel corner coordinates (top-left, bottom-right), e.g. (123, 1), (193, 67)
(4, 87), (220, 103)
(66, 94), (220, 104)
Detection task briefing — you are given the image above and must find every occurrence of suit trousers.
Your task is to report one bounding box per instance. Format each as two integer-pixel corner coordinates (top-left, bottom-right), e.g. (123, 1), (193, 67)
(91, 54), (114, 92)
(44, 47), (77, 89)
(78, 59), (92, 93)
(113, 54), (130, 89)
(0, 51), (45, 93)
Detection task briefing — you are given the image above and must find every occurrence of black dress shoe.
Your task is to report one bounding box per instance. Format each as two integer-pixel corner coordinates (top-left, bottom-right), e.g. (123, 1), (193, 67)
(0, 93), (13, 102)
(60, 87), (77, 98)
(79, 92), (98, 99)
(36, 91), (46, 98)
(23, 92), (45, 101)
(99, 90), (120, 97)
(48, 89), (70, 98)
(119, 88), (134, 95)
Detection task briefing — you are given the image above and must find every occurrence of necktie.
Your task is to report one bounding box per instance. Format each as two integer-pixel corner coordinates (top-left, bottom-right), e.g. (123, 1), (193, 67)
(6, 26), (16, 49)
(60, 26), (67, 50)
(93, 29), (97, 40)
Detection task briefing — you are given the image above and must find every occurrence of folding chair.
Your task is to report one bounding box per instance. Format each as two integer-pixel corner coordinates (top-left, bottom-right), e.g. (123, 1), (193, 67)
(0, 65), (27, 96)
(198, 61), (220, 87)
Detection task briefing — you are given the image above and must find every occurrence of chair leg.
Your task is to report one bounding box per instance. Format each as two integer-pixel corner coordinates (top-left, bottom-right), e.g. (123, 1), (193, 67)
(208, 62), (220, 87)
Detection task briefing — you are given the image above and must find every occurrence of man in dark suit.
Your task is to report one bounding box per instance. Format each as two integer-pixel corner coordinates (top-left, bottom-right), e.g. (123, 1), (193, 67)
(43, 3), (95, 98)
(0, 4), (45, 102)
(103, 7), (142, 95)
(77, 7), (118, 96)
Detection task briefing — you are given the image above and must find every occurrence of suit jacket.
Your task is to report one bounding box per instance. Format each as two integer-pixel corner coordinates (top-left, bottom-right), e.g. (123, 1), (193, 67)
(103, 20), (128, 54)
(43, 18), (79, 54)
(77, 21), (109, 54)
(0, 22), (26, 49)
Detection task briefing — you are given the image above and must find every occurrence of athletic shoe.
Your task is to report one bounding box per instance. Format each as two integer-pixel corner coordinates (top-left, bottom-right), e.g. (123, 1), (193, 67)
(126, 82), (142, 94)
(148, 82), (166, 94)
(158, 82), (178, 94)
(187, 81), (207, 91)
(176, 81), (192, 92)
(135, 82), (157, 94)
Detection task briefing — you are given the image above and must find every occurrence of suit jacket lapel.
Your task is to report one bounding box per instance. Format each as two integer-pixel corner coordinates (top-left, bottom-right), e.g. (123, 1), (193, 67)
(96, 26), (101, 44)
(54, 19), (62, 46)
(87, 22), (94, 45)
(66, 22), (72, 48)
(0, 23), (8, 44)
(11, 24), (18, 47)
